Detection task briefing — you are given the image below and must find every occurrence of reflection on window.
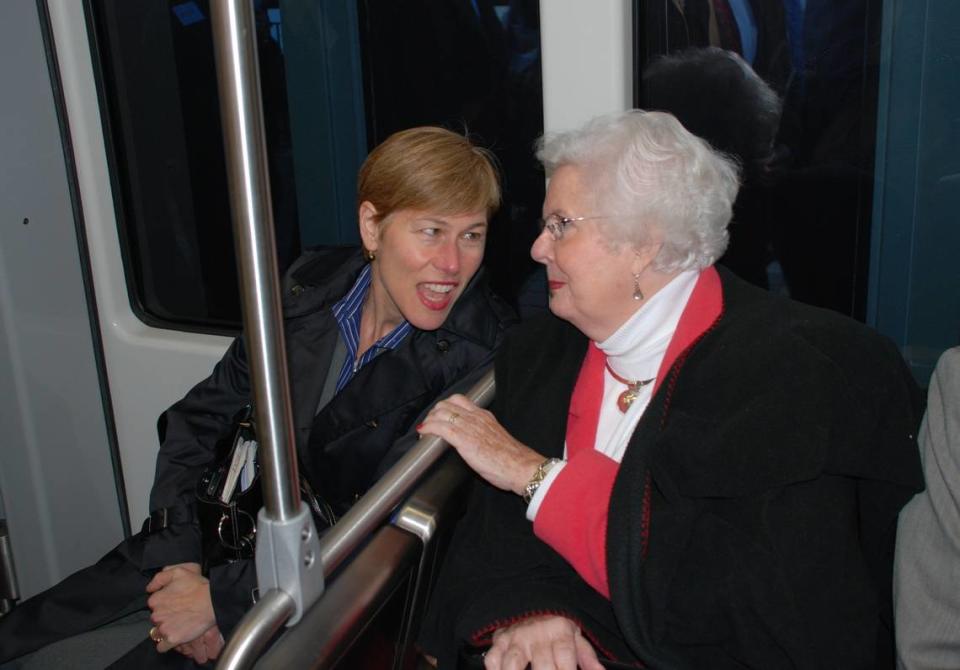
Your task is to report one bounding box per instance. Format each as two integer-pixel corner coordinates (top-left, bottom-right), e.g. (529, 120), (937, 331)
(89, 0), (545, 331)
(89, 0), (299, 332)
(635, 0), (881, 320)
(266, 8), (282, 48)
(358, 0), (545, 310)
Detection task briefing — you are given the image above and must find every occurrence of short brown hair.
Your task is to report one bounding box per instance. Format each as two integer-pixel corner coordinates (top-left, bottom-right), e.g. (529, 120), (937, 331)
(357, 127), (501, 222)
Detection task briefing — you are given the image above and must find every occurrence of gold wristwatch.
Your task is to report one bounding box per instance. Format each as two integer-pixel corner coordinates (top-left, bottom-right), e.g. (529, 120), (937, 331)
(522, 457), (563, 504)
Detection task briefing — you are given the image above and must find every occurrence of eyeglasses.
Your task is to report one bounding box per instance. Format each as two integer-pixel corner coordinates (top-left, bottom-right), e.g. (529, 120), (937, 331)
(537, 213), (610, 241)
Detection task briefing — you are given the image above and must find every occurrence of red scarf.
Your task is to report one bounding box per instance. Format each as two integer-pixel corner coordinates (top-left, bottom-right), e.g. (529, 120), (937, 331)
(565, 267), (723, 457)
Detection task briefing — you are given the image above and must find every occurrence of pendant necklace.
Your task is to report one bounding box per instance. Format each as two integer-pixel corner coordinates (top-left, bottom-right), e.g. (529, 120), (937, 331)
(605, 362), (655, 413)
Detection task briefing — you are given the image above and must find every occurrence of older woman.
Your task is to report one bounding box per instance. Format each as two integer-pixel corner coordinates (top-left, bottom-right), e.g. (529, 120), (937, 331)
(0, 127), (515, 669)
(417, 111), (922, 669)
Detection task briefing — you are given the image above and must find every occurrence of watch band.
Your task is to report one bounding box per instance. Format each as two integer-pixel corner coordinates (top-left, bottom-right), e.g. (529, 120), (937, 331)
(522, 457), (562, 504)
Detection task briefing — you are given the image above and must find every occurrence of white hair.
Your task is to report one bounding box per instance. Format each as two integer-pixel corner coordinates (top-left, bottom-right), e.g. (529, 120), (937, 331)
(536, 110), (741, 272)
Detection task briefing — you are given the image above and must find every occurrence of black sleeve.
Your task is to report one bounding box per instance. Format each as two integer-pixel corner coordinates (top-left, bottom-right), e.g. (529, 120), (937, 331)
(208, 559), (258, 638)
(417, 477), (635, 668)
(415, 319), (629, 666)
(372, 356), (498, 480)
(140, 337), (252, 569)
(374, 283), (517, 479)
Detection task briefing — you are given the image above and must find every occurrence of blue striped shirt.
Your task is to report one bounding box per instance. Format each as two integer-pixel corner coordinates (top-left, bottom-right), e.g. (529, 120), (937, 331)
(331, 264), (412, 392)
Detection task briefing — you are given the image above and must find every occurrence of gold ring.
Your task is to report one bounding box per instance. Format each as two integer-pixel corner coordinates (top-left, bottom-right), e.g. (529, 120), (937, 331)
(448, 412), (460, 425)
(149, 626), (164, 643)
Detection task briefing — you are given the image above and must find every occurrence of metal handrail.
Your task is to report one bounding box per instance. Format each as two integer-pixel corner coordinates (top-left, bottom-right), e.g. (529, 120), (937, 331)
(319, 369), (495, 575)
(218, 369), (495, 669)
(219, 590), (295, 667)
(256, 456), (473, 668)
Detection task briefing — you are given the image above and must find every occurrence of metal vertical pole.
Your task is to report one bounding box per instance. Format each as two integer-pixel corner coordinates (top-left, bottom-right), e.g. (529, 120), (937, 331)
(209, 0), (298, 522)
(210, 2), (323, 667)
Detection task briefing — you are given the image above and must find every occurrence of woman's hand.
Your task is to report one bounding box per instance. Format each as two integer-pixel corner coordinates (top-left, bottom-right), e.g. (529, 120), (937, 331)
(175, 625), (225, 664)
(484, 615), (604, 670)
(145, 562), (217, 653)
(419, 395), (544, 495)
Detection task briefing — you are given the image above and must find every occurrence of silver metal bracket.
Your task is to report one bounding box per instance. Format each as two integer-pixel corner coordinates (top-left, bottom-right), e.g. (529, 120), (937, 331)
(254, 501), (324, 626)
(0, 521), (19, 616)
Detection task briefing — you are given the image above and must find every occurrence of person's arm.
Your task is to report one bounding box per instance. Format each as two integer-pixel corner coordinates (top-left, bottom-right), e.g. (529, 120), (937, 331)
(175, 626), (225, 665)
(416, 475), (638, 668)
(420, 393), (620, 598)
(144, 559), (253, 658)
(531, 450), (619, 598)
(142, 337), (252, 568)
(894, 347), (960, 669)
(145, 562), (216, 652)
(417, 395), (542, 500)
(372, 356), (499, 479)
(150, 337), (252, 512)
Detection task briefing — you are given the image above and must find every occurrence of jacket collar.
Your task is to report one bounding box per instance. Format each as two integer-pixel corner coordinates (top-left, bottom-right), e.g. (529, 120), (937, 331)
(284, 246), (504, 352)
(653, 266), (724, 396)
(283, 247), (512, 447)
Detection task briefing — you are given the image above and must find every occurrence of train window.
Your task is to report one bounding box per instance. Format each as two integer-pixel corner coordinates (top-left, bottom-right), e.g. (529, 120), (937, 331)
(87, 0), (544, 333)
(634, 0), (882, 321)
(88, 0), (295, 332)
(868, 0), (960, 382)
(357, 0), (546, 310)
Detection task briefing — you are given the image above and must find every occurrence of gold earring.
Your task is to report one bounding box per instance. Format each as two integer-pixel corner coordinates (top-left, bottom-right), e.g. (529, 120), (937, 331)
(633, 273), (644, 301)
(364, 247), (376, 262)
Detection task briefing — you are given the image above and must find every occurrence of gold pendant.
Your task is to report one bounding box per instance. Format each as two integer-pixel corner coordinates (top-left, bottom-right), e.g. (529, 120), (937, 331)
(605, 361), (655, 414)
(617, 389), (637, 413)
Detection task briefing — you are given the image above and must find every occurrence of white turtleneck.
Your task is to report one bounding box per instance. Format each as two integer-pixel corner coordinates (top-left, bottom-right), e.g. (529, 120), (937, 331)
(526, 269), (700, 520)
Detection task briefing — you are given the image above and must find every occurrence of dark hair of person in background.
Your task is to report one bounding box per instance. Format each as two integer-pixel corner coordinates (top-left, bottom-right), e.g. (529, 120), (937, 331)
(640, 47), (782, 288)
(636, 0), (790, 99)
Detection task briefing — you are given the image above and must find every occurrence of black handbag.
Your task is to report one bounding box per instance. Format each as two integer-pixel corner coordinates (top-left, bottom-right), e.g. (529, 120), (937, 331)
(195, 405), (336, 570)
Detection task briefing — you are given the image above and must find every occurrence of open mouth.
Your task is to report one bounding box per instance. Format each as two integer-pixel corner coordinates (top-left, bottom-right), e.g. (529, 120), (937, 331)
(418, 282), (457, 310)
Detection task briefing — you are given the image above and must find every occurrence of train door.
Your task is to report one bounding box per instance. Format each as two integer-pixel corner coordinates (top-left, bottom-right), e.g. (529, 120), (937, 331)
(0, 0), (138, 601)
(1, 0), (236, 603)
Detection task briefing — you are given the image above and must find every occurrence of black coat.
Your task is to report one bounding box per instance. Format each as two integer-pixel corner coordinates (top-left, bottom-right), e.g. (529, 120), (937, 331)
(146, 247), (516, 634)
(0, 247), (516, 663)
(420, 268), (922, 669)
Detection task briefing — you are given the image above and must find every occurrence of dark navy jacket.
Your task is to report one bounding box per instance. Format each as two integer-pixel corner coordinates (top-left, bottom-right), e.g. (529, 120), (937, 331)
(143, 247), (516, 634)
